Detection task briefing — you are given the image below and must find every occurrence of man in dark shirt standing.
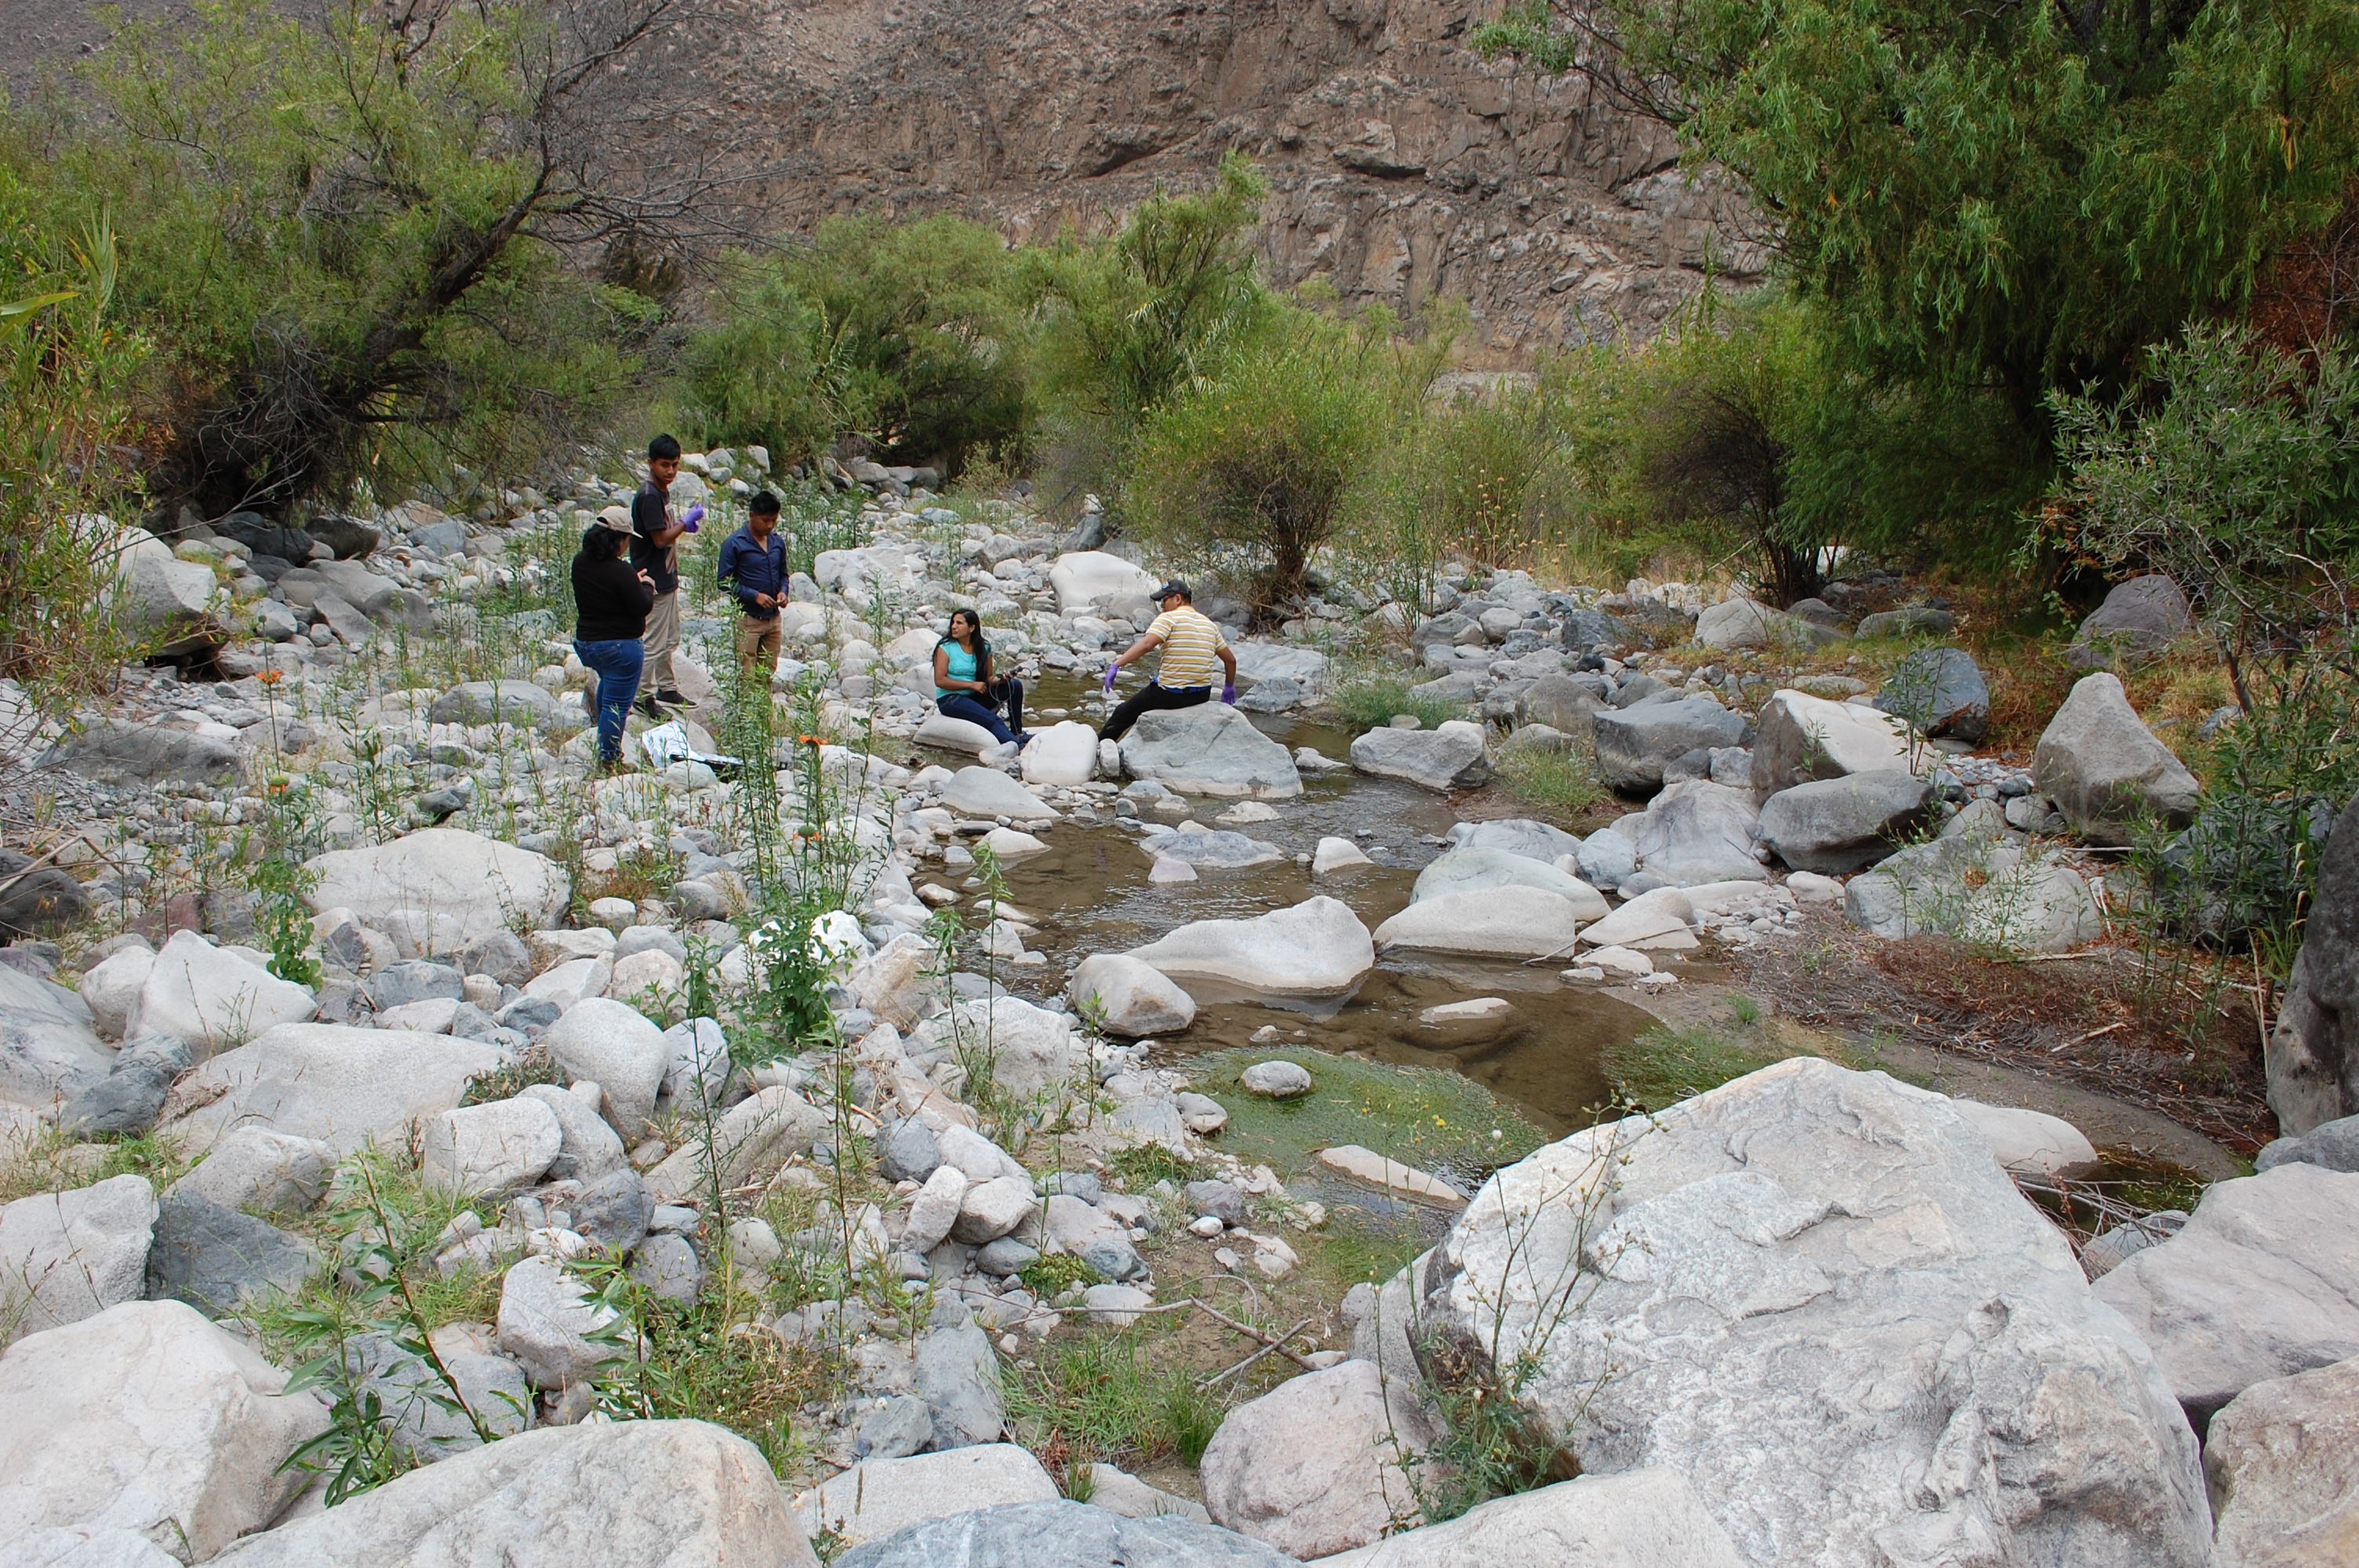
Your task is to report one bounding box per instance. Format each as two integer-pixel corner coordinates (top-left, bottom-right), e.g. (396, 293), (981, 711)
(716, 491), (789, 678)
(631, 433), (690, 717)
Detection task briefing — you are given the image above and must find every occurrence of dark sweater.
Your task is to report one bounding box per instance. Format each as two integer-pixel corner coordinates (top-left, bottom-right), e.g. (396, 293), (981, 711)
(572, 553), (656, 641)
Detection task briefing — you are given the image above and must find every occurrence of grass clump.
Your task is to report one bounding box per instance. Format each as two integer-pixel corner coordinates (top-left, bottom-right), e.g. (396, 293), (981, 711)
(1492, 742), (1606, 815)
(1004, 1327), (1232, 1485)
(1198, 1049), (1547, 1187)
(1600, 1024), (1817, 1113)
(1328, 675), (1468, 734)
(1018, 1252), (1103, 1298)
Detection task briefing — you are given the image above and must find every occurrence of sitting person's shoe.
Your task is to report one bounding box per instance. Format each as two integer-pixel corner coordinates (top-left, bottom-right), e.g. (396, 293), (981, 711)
(634, 694), (665, 720)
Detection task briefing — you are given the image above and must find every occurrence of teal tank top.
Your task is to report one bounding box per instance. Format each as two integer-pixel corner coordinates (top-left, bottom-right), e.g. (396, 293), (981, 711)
(936, 640), (983, 698)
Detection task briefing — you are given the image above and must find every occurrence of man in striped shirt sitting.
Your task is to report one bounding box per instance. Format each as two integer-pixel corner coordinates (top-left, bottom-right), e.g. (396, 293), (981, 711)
(1099, 579), (1239, 743)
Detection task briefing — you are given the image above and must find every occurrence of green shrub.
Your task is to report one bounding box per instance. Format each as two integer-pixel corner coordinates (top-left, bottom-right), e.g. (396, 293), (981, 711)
(10, 0), (692, 514)
(1494, 743), (1606, 815)
(1127, 308), (1433, 608)
(1600, 1025), (1808, 1112)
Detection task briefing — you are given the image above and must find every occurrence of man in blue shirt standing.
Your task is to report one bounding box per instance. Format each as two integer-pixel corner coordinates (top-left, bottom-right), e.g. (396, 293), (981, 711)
(717, 491), (790, 678)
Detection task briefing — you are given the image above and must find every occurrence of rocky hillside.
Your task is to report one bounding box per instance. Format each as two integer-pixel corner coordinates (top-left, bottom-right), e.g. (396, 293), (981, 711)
(702, 0), (1760, 353)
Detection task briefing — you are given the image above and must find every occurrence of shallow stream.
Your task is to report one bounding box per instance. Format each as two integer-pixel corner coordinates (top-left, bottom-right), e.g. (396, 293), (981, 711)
(958, 676), (1667, 1139)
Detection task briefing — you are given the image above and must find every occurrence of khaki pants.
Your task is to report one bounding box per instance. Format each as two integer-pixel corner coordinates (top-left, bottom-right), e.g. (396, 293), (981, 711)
(736, 615), (782, 677)
(642, 590), (680, 692)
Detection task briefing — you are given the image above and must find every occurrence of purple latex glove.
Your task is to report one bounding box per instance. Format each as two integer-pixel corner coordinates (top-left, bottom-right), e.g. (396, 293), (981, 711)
(1102, 664), (1119, 693)
(681, 503), (705, 533)
(1221, 681), (1238, 705)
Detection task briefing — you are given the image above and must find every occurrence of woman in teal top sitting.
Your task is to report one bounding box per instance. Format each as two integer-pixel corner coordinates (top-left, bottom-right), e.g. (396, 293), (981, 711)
(932, 608), (1028, 749)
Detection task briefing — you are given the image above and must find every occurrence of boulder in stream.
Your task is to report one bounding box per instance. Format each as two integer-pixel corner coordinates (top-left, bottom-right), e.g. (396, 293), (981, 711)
(1127, 896), (1372, 1002)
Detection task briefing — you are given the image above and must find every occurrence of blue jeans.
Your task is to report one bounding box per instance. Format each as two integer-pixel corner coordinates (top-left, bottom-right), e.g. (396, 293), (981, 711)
(574, 637), (644, 762)
(937, 686), (1022, 746)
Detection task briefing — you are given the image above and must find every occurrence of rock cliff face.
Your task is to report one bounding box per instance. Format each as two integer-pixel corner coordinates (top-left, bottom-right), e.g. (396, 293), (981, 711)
(705, 0), (1761, 353)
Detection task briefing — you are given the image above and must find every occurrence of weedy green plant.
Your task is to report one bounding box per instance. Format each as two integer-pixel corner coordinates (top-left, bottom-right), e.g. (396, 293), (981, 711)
(1598, 1024), (1809, 1113)
(1004, 1327), (1237, 1486)
(1492, 742), (1606, 815)
(1328, 673), (1469, 734)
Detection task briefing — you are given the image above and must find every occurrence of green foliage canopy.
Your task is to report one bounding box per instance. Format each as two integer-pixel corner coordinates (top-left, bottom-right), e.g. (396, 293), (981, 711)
(1480, 0), (2359, 412)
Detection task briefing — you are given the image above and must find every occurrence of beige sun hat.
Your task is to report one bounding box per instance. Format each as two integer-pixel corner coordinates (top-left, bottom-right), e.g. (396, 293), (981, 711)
(594, 505), (634, 533)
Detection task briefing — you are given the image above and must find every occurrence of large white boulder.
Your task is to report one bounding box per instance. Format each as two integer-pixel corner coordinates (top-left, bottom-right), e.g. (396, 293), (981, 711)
(1127, 896), (1373, 1003)
(1350, 721), (1492, 793)
(1069, 954), (1197, 1037)
(496, 1255), (624, 1391)
(1629, 779), (1768, 886)
(1049, 550), (1158, 615)
(1412, 846), (1608, 920)
(645, 1087), (827, 1204)
(540, 999), (669, 1140)
(1323, 1467), (1743, 1567)
(2032, 672), (2202, 845)
(797, 1444), (1058, 1550)
(112, 534), (220, 653)
(1200, 1359), (1432, 1559)
(76, 946), (155, 1040)
(1695, 597), (1837, 652)
(158, 1024), (506, 1156)
(907, 996), (1084, 1098)
(125, 931), (314, 1057)
(2092, 1161), (2359, 1428)
(1420, 1057), (2212, 1566)
(1018, 720), (1099, 786)
(304, 829), (569, 956)
(0, 1301), (329, 1561)
(420, 1097), (565, 1198)
(1750, 689), (1914, 794)
(1120, 704), (1302, 800)
(0, 965), (114, 1109)
(1375, 887), (1587, 960)
(205, 1419), (816, 1566)
(0, 1177), (156, 1339)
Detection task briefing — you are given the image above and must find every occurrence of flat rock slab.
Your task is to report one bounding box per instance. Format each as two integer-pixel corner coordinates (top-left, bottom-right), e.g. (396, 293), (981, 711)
(1317, 1145), (1466, 1208)
(801, 1445), (1060, 1550)
(1349, 722), (1491, 793)
(834, 1499), (1299, 1568)
(305, 829), (569, 956)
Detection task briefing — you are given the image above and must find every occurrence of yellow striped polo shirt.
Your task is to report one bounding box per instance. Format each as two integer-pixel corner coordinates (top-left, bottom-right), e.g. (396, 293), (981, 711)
(1147, 607), (1227, 688)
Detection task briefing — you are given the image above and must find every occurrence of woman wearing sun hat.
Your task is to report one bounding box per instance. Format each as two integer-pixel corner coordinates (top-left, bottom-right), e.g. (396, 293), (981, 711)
(572, 506), (656, 770)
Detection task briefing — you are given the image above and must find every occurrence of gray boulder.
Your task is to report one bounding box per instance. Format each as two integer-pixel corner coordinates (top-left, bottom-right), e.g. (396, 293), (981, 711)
(2256, 1113), (2359, 1174)
(304, 512), (380, 560)
(1844, 835), (2101, 955)
(915, 1308), (1005, 1450)
(1410, 846), (1608, 919)
(1349, 721), (1490, 792)
(1126, 897), (1373, 1004)
(144, 1189), (316, 1314)
(0, 850), (89, 939)
(158, 1024), (506, 1157)
(2092, 1161), (2359, 1428)
(0, 1299), (329, 1562)
(1559, 607), (1630, 652)
(542, 999), (671, 1140)
(169, 1127), (336, 1218)
(878, 1119), (942, 1185)
(457, 930), (533, 988)
(1573, 827), (1639, 888)
(2033, 673), (2201, 845)
(565, 1167), (653, 1251)
(2202, 1354), (2359, 1568)
(1422, 1058), (2212, 1566)
(496, 1254), (625, 1390)
(1455, 817), (1583, 863)
(836, 1501), (1298, 1568)
(429, 681), (559, 729)
(2265, 790), (2359, 1135)
(41, 720), (242, 788)
(1516, 673), (1602, 735)
(1069, 954), (1197, 1037)
(1856, 604), (1957, 639)
(1121, 705), (1301, 800)
(0, 964), (115, 1108)
(1627, 781), (1767, 886)
(1749, 689), (1912, 793)
(2070, 574), (2193, 668)
(212, 513), (315, 564)
(0, 1176), (157, 1336)
(1317, 1469), (1743, 1568)
(369, 960), (463, 1011)
(60, 1034), (190, 1136)
(1593, 699), (1747, 796)
(304, 828), (570, 954)
(1873, 646), (1990, 742)
(343, 1330), (533, 1461)
(203, 1419), (816, 1566)
(1755, 770), (1934, 873)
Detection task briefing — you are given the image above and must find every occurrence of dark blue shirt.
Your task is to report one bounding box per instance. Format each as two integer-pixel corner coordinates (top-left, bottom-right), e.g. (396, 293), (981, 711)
(716, 525), (788, 620)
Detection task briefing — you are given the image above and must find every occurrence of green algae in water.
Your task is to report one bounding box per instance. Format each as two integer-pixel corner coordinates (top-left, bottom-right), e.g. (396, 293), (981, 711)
(1194, 1047), (1550, 1189)
(1600, 1024), (1821, 1113)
